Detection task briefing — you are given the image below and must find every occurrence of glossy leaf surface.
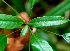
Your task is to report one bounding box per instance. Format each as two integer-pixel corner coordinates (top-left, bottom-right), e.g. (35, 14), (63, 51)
(20, 25), (28, 36)
(31, 34), (53, 51)
(0, 34), (7, 51)
(29, 0), (38, 6)
(63, 33), (70, 43)
(0, 14), (24, 29)
(35, 29), (57, 51)
(29, 16), (69, 27)
(44, 0), (70, 16)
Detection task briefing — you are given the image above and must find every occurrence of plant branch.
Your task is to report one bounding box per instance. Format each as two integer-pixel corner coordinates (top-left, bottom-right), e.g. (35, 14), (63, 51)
(29, 5), (33, 22)
(2, 0), (28, 23)
(29, 27), (32, 51)
(6, 28), (23, 37)
(37, 28), (63, 36)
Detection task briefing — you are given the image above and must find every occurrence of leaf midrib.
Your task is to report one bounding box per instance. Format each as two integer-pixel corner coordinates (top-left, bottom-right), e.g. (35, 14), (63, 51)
(0, 36), (6, 51)
(53, 2), (70, 16)
(30, 20), (68, 24)
(0, 36), (6, 42)
(33, 34), (44, 51)
(0, 21), (23, 22)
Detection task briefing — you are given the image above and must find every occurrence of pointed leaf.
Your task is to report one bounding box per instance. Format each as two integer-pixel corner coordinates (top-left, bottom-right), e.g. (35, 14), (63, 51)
(29, 16), (69, 27)
(20, 25), (28, 36)
(44, 0), (70, 16)
(29, 0), (38, 6)
(0, 14), (24, 29)
(63, 33), (70, 43)
(35, 29), (57, 51)
(0, 34), (7, 51)
(31, 34), (53, 51)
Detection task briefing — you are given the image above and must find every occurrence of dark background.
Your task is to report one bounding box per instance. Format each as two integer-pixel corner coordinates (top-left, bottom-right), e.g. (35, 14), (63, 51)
(0, 0), (70, 51)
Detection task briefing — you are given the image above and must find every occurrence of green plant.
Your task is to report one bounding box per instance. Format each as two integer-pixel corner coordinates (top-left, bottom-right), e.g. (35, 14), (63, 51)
(0, 0), (70, 51)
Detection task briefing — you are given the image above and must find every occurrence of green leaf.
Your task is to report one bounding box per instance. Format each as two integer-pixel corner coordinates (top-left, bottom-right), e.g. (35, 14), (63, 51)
(63, 33), (70, 43)
(31, 34), (53, 51)
(20, 25), (28, 36)
(0, 34), (7, 51)
(35, 29), (52, 43)
(29, 0), (38, 6)
(35, 29), (57, 51)
(0, 14), (24, 29)
(44, 0), (70, 16)
(29, 16), (69, 27)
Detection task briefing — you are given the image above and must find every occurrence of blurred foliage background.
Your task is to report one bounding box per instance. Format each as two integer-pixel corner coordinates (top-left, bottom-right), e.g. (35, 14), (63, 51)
(0, 0), (70, 51)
